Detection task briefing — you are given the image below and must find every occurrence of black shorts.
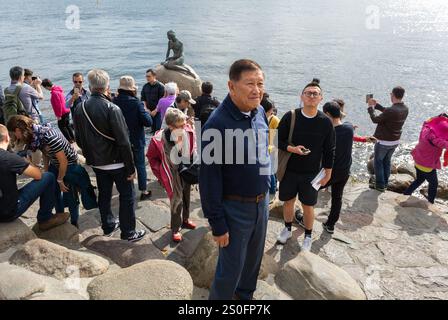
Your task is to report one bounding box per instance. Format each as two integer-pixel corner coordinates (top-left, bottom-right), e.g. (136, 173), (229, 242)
(279, 171), (318, 206)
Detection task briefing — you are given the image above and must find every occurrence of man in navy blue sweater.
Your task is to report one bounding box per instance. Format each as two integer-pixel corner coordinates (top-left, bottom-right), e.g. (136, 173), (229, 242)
(199, 59), (270, 300)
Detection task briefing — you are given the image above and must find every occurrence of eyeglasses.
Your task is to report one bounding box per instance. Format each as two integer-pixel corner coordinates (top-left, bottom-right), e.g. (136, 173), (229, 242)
(73, 81), (83, 84)
(303, 91), (321, 98)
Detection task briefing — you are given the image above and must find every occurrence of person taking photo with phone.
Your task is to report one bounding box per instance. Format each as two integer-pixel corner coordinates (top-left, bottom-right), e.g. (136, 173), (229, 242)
(367, 86), (409, 192)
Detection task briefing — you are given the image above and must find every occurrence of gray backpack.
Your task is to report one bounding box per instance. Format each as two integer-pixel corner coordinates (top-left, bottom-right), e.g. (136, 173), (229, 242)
(3, 85), (28, 122)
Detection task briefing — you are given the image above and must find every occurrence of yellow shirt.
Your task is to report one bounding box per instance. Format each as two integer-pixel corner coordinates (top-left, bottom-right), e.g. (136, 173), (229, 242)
(415, 163), (433, 173)
(268, 115), (280, 153)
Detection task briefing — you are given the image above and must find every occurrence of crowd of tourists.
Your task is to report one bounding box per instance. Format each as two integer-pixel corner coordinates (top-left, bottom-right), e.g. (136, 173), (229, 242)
(0, 60), (447, 300)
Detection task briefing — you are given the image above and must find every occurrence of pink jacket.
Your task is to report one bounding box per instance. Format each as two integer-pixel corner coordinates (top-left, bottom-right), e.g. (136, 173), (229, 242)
(51, 85), (70, 118)
(146, 125), (196, 199)
(411, 116), (448, 169)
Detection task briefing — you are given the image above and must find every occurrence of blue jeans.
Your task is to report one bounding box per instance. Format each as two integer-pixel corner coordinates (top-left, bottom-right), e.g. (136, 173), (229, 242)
(404, 167), (438, 203)
(209, 193), (269, 300)
(374, 143), (398, 189)
(49, 164), (80, 225)
(7, 172), (56, 223)
(269, 174), (277, 195)
(93, 167), (136, 238)
(133, 147), (147, 191)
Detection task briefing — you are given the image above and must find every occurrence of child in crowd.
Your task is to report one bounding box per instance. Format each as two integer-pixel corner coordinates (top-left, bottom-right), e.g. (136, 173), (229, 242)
(404, 114), (448, 203)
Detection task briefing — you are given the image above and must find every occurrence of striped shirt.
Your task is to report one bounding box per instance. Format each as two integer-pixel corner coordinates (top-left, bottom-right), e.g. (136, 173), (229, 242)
(41, 128), (78, 167)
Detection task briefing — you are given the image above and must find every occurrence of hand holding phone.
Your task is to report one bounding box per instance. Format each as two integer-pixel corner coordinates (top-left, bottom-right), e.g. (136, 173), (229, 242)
(366, 94), (373, 104)
(293, 145), (311, 155)
(301, 147), (311, 155)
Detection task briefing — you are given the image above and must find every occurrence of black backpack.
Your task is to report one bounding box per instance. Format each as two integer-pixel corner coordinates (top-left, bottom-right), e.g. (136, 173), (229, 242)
(199, 104), (217, 126)
(178, 156), (200, 185)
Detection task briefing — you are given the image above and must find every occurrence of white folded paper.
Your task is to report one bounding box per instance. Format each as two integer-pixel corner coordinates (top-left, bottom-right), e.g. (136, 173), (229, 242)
(311, 168), (326, 191)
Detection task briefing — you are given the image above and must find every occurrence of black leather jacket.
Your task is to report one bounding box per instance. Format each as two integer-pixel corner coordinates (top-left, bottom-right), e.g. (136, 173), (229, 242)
(73, 92), (135, 175)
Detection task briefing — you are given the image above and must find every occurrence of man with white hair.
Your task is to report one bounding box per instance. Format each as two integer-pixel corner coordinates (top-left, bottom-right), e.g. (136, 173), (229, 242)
(151, 82), (178, 128)
(72, 69), (146, 242)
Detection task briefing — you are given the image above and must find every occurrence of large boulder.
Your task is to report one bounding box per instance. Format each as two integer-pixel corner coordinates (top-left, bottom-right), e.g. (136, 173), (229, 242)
(258, 254), (280, 280)
(30, 293), (87, 300)
(185, 231), (218, 288)
(254, 279), (292, 300)
(397, 162), (417, 178)
(269, 199), (284, 219)
(185, 231), (279, 288)
(275, 251), (366, 300)
(387, 174), (414, 193)
(154, 64), (202, 98)
(88, 260), (193, 300)
(82, 235), (164, 268)
(31, 222), (80, 245)
(9, 239), (109, 280)
(421, 181), (448, 200)
(0, 263), (46, 300)
(399, 196), (430, 210)
(0, 219), (36, 253)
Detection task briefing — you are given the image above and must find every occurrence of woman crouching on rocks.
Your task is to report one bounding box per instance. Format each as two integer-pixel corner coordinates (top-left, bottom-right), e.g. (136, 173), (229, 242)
(404, 113), (448, 204)
(7, 115), (97, 227)
(147, 108), (197, 243)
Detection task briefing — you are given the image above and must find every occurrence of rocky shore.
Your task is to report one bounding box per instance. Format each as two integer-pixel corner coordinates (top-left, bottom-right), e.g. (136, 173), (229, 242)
(1, 167), (448, 300)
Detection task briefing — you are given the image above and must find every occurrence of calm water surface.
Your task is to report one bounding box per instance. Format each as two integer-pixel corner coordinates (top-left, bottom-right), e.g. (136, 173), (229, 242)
(1, 0), (447, 183)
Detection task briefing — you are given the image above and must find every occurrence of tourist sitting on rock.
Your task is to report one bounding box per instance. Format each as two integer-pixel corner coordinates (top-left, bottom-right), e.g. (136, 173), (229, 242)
(6, 115), (95, 228)
(113, 75), (153, 201)
(0, 124), (69, 230)
(194, 81), (220, 125)
(147, 108), (197, 243)
(404, 113), (448, 204)
(151, 82), (178, 129)
(41, 78), (75, 143)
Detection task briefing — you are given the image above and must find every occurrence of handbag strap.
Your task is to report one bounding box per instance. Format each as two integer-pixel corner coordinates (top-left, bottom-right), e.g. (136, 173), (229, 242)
(287, 109), (296, 145)
(82, 101), (116, 142)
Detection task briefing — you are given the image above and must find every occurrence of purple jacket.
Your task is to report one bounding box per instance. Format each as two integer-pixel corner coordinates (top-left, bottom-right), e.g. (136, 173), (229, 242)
(156, 95), (176, 121)
(412, 125), (448, 169)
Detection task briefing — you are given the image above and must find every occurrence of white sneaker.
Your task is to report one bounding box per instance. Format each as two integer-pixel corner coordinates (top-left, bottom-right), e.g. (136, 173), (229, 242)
(301, 236), (312, 251)
(277, 227), (292, 244)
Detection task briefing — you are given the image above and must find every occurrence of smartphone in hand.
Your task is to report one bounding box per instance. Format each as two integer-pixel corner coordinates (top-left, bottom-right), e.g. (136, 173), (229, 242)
(366, 94), (373, 103)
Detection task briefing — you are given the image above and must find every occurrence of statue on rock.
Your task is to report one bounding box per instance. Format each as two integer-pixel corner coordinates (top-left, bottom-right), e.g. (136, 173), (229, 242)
(155, 30), (202, 98)
(162, 30), (197, 79)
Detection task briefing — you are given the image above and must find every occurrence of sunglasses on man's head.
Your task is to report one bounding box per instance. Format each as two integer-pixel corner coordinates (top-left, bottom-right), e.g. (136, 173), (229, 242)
(73, 81), (83, 84)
